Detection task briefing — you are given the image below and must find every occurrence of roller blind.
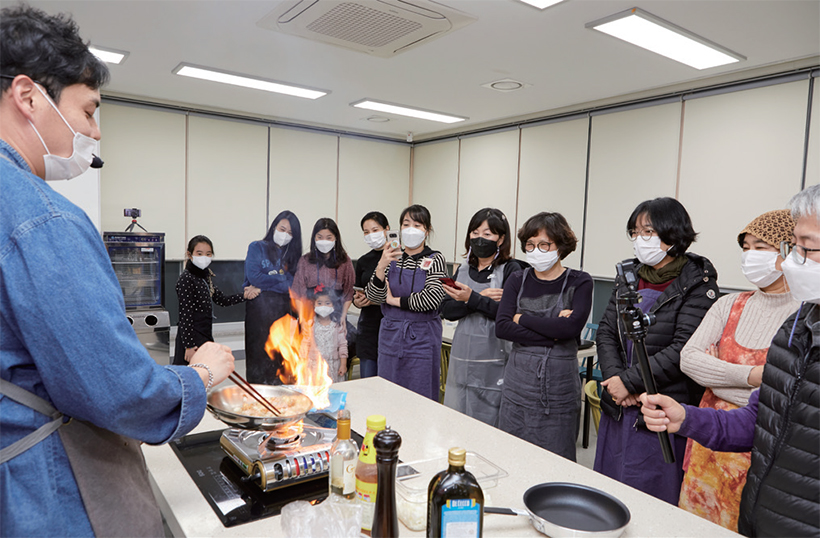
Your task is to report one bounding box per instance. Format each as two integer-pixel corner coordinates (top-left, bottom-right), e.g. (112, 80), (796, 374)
(412, 140), (460, 261)
(805, 80), (820, 188)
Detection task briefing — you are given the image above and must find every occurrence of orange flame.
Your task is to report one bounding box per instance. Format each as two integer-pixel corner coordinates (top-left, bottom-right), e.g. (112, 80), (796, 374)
(265, 290), (332, 408)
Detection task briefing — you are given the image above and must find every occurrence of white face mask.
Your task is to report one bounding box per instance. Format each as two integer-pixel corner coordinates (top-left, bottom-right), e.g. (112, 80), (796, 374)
(314, 305), (334, 318)
(273, 230), (292, 247)
(29, 84), (97, 181)
(781, 252), (820, 304)
(741, 250), (782, 289)
(315, 240), (336, 254)
(191, 256), (212, 270)
(364, 231), (386, 250)
(401, 228), (426, 249)
(633, 235), (668, 266)
(526, 249), (559, 272)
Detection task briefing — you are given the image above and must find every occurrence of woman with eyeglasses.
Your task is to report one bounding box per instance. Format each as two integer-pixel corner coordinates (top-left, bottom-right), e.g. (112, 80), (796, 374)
(495, 212), (592, 461)
(676, 210), (798, 530)
(593, 197), (719, 505)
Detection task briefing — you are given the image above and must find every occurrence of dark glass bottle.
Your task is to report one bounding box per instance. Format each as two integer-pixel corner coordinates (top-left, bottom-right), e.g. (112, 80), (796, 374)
(371, 427), (402, 538)
(427, 447), (484, 538)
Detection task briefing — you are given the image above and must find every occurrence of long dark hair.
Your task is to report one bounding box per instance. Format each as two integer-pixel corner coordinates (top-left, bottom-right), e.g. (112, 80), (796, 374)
(306, 217), (349, 268)
(186, 235), (213, 256)
(262, 210), (302, 275)
(463, 208), (512, 268)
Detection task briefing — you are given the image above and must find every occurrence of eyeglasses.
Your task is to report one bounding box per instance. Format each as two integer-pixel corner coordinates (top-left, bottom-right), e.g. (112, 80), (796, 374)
(628, 228), (657, 242)
(780, 241), (820, 265)
(524, 241), (553, 253)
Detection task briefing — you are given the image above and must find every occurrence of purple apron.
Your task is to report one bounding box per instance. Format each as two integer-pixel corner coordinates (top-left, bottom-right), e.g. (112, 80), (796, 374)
(498, 268), (581, 461)
(593, 287), (688, 505)
(377, 260), (442, 401)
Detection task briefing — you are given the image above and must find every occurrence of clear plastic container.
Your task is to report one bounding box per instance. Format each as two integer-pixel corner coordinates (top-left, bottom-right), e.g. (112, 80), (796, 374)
(394, 451), (508, 531)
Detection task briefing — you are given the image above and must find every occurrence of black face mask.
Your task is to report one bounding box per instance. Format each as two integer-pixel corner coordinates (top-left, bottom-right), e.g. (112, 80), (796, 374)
(470, 237), (498, 259)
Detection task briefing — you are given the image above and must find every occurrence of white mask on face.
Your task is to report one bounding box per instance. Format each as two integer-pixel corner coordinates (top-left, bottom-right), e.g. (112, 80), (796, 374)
(401, 228), (426, 249)
(741, 250), (782, 289)
(314, 305), (334, 318)
(633, 235), (668, 266)
(315, 240), (336, 254)
(781, 252), (820, 304)
(526, 249), (559, 272)
(273, 230), (292, 247)
(29, 84), (96, 181)
(191, 256), (212, 270)
(364, 231), (386, 250)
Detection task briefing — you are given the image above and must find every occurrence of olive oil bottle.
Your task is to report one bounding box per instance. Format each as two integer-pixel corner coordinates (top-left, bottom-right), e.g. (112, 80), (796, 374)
(427, 447), (484, 538)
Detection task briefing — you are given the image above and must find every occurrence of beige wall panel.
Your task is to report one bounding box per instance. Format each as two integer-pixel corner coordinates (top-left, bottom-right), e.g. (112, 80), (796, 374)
(679, 81), (808, 289)
(412, 140), (460, 261)
(337, 138), (411, 260)
(187, 116), (268, 260)
(100, 104), (186, 256)
(269, 128), (338, 254)
(457, 131), (520, 267)
(585, 103), (681, 278)
(519, 119), (589, 269)
(805, 80), (820, 188)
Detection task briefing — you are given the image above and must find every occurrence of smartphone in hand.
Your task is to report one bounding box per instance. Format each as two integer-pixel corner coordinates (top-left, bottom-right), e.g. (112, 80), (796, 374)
(439, 277), (457, 287)
(386, 230), (400, 250)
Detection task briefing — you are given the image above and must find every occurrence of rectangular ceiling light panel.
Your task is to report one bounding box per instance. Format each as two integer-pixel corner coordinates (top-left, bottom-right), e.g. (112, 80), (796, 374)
(173, 64), (328, 99)
(351, 99), (467, 123)
(587, 8), (745, 70)
(89, 46), (128, 65)
(516, 0), (566, 10)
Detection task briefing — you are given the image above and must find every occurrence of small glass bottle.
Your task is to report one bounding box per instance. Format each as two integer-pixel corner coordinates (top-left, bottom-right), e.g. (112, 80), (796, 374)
(427, 447), (484, 538)
(356, 414), (386, 536)
(371, 427), (401, 538)
(329, 409), (358, 499)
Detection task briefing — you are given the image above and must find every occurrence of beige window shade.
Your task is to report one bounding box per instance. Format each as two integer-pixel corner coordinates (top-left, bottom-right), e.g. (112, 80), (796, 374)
(805, 80), (820, 188)
(99, 104), (186, 258)
(584, 103), (681, 278)
(679, 81), (809, 289)
(337, 137), (411, 260)
(187, 115), (268, 260)
(269, 127), (338, 253)
(412, 140), (460, 261)
(519, 118), (589, 269)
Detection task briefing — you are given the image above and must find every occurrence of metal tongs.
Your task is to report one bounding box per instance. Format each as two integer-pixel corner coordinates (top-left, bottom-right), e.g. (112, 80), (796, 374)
(228, 372), (281, 416)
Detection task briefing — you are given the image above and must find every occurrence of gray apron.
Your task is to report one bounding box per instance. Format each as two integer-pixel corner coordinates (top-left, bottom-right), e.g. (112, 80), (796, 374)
(0, 379), (164, 537)
(443, 262), (512, 426)
(498, 268), (582, 462)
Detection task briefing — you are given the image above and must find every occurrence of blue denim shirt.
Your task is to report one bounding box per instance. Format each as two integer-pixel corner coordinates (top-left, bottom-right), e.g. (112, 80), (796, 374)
(0, 140), (206, 536)
(243, 240), (294, 292)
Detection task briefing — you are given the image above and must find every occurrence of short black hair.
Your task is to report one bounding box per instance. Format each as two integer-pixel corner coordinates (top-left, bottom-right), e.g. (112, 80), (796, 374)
(464, 207), (512, 268)
(307, 217), (349, 268)
(399, 204), (433, 233)
(0, 5), (109, 102)
(262, 210), (302, 275)
(187, 235), (213, 254)
(360, 211), (389, 230)
(627, 197), (697, 257)
(517, 212), (577, 260)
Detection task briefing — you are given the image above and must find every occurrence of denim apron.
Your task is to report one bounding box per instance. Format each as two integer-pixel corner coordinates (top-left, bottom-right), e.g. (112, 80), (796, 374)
(498, 268), (581, 461)
(443, 262), (511, 426)
(377, 259), (443, 401)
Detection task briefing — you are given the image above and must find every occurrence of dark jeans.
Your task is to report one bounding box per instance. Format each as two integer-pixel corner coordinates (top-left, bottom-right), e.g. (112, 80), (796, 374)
(359, 357), (378, 378)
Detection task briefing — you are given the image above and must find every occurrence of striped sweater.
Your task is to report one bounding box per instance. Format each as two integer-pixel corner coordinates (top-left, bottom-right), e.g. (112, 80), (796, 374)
(365, 246), (446, 312)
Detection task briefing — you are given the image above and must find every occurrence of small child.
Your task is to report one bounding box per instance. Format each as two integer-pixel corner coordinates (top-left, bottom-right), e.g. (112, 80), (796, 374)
(302, 285), (348, 382)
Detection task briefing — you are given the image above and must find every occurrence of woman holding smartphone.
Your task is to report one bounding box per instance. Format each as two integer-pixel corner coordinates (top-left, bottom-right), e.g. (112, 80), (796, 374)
(365, 205), (446, 400)
(441, 208), (522, 426)
(353, 211), (390, 379)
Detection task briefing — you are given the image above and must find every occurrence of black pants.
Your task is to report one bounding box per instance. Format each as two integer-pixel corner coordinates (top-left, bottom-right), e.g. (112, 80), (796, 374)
(244, 291), (289, 385)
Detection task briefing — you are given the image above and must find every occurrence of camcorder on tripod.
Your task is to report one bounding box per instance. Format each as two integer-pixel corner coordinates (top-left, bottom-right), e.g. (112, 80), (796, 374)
(615, 260), (675, 464)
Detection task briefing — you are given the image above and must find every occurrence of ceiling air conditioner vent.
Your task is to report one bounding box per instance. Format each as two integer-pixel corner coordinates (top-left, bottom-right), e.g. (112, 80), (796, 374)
(258, 0), (476, 58)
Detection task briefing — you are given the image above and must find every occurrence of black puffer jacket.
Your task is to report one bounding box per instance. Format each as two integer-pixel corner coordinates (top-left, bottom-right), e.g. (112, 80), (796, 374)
(597, 253), (719, 420)
(738, 303), (819, 537)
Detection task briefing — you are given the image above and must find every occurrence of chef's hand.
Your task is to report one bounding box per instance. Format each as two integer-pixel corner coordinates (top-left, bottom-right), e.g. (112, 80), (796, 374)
(639, 393), (685, 434)
(443, 282), (472, 302)
(244, 285), (261, 300)
(558, 309), (573, 318)
(190, 342), (235, 388)
(513, 313), (522, 324)
(479, 288), (504, 302)
(184, 346), (198, 363)
(385, 282), (401, 308)
(353, 290), (372, 308)
(602, 375), (631, 406)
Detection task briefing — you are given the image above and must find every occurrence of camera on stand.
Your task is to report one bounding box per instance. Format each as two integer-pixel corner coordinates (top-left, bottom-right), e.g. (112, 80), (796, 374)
(123, 208), (147, 232)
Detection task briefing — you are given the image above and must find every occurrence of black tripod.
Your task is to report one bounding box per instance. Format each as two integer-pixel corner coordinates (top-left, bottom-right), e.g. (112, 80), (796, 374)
(615, 261), (675, 464)
(125, 218), (147, 232)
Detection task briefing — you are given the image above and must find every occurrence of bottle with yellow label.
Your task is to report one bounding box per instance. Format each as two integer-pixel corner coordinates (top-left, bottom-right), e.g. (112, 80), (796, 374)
(356, 414), (386, 536)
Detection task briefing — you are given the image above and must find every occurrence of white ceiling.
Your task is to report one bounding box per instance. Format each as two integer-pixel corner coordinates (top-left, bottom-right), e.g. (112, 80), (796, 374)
(17, 0), (820, 141)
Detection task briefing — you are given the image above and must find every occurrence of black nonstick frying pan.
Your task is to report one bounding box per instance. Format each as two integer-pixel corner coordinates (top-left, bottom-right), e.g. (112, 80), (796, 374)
(486, 482), (631, 537)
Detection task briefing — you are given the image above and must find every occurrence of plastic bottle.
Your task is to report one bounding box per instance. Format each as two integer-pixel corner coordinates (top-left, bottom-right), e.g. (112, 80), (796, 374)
(329, 409), (358, 499)
(427, 447), (484, 538)
(356, 414), (386, 536)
